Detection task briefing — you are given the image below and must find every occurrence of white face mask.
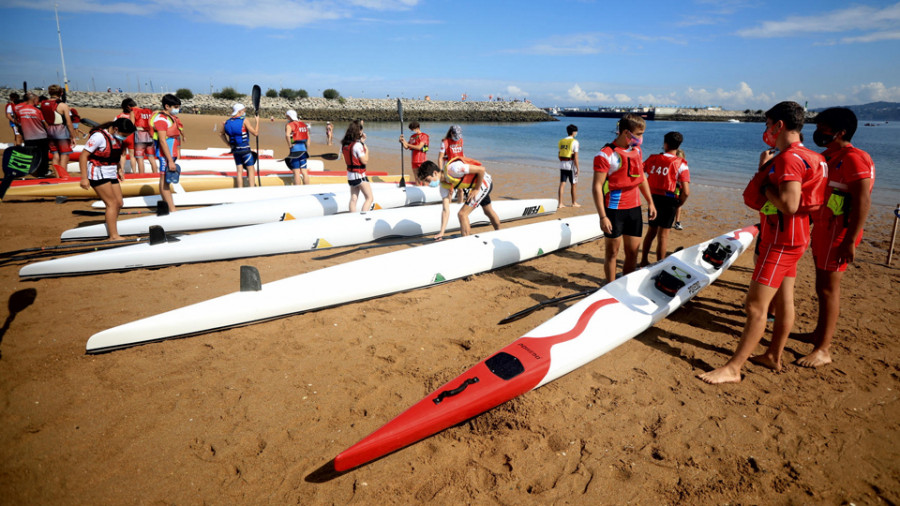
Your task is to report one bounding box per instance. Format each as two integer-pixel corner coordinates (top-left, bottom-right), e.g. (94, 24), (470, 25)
(171, 108), (180, 114)
(428, 179), (440, 187)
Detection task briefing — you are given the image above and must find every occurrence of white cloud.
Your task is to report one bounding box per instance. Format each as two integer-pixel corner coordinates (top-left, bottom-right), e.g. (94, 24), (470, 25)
(512, 33), (622, 55)
(567, 84), (613, 103)
(683, 82), (772, 107)
(850, 82), (900, 102)
(506, 85), (528, 97)
(841, 30), (900, 43)
(738, 2), (900, 39)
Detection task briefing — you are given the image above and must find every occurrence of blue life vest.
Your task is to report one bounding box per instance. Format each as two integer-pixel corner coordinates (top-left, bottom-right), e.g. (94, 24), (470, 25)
(224, 117), (250, 150)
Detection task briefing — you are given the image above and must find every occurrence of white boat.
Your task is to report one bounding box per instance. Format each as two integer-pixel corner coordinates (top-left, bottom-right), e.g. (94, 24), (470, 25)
(21, 199), (556, 278)
(96, 182), (399, 209)
(61, 185), (442, 240)
(85, 215), (604, 353)
(333, 224), (758, 471)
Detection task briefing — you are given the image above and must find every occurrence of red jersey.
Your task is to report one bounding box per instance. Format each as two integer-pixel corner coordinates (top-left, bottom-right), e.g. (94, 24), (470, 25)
(133, 107), (153, 130)
(152, 111), (181, 157)
(440, 138), (464, 162)
(288, 121), (309, 143)
(759, 143), (826, 248)
(409, 132), (429, 168)
(816, 143), (875, 222)
(644, 153), (689, 196)
(13, 102), (48, 140)
(39, 98), (64, 125)
(593, 143), (644, 209)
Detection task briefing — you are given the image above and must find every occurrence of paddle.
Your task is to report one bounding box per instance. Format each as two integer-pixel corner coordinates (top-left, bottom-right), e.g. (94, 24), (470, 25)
(1, 146), (44, 200)
(282, 152), (340, 161)
(72, 209), (155, 217)
(397, 98), (406, 188)
(497, 288), (597, 325)
(252, 84), (262, 187)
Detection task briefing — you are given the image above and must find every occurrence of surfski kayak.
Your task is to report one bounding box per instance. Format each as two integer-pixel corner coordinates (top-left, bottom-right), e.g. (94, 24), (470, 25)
(332, 224), (758, 472)
(61, 185), (442, 239)
(85, 214), (604, 353)
(97, 183), (399, 209)
(22, 199), (557, 278)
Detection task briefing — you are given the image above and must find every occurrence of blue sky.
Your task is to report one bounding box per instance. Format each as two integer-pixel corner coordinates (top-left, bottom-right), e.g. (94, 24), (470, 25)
(1, 0), (898, 109)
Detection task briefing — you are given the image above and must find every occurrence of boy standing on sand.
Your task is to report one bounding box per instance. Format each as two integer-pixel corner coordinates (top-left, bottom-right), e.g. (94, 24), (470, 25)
(416, 159), (501, 240)
(221, 103), (260, 188)
(640, 131), (690, 266)
(152, 94), (183, 213)
(557, 124), (580, 207)
(285, 110), (310, 185)
(797, 107), (875, 368)
(400, 121), (429, 181)
(592, 114), (656, 283)
(700, 101), (826, 384)
(41, 85), (76, 177)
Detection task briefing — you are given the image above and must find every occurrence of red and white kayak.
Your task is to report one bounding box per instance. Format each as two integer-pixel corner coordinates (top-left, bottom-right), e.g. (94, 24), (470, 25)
(333, 224), (758, 471)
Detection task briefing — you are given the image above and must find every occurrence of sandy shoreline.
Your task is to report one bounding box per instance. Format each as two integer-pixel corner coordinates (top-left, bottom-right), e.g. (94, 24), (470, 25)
(1, 111), (898, 504)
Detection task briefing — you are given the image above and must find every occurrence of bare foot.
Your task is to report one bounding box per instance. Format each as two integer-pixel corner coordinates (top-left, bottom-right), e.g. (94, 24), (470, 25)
(698, 366), (742, 384)
(796, 349), (832, 368)
(749, 354), (782, 372)
(639, 260), (650, 268)
(109, 235), (125, 241)
(559, 203), (568, 208)
(572, 203), (581, 207)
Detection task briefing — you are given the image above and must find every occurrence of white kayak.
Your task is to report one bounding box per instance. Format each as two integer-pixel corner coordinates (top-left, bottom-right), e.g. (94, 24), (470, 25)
(22, 199), (556, 278)
(96, 182), (399, 208)
(61, 185), (442, 240)
(115, 157), (323, 174)
(85, 214), (604, 353)
(333, 224), (758, 471)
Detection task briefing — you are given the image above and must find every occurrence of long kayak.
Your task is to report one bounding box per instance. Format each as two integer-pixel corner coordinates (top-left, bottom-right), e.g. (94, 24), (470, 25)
(61, 185), (442, 239)
(85, 215), (604, 353)
(332, 224), (758, 471)
(97, 182), (400, 209)
(5, 173), (402, 198)
(22, 199), (556, 278)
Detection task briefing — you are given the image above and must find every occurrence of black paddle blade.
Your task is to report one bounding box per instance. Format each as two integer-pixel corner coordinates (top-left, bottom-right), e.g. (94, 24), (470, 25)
(397, 98), (403, 123)
(81, 118), (100, 128)
(252, 85), (261, 115)
(3, 145), (43, 178)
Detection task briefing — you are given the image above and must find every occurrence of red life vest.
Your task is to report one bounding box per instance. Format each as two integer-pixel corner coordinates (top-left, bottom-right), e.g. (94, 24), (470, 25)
(743, 144), (828, 214)
(598, 143), (644, 192)
(69, 107), (81, 124)
(441, 138), (464, 161)
(289, 121), (309, 143)
(87, 130), (124, 167)
(410, 132), (429, 167)
(133, 107), (153, 130)
(342, 142), (366, 173)
(40, 98), (64, 124)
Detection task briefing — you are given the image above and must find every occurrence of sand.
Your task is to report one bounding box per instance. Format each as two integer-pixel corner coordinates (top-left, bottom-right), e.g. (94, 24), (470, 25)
(1, 109), (898, 504)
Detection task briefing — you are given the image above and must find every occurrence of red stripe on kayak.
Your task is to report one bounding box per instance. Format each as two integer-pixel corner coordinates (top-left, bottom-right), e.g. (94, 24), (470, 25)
(728, 224), (758, 241)
(334, 297), (618, 471)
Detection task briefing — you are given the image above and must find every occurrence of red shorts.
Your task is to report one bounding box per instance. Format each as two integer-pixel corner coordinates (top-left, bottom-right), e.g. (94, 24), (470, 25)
(48, 137), (74, 155)
(752, 242), (806, 288)
(811, 217), (862, 272)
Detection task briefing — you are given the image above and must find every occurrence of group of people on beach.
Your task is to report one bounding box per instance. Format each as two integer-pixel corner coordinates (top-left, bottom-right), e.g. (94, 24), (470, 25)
(551, 102), (873, 384)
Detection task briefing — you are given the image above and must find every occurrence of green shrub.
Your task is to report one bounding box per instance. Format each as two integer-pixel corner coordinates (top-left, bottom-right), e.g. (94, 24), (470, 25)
(296, 89), (309, 99)
(279, 88), (296, 100)
(323, 88), (340, 100)
(175, 88), (193, 100)
(266, 88), (277, 98)
(213, 87), (243, 100)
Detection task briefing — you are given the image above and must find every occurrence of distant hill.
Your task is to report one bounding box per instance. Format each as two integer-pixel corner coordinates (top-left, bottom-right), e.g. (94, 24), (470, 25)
(811, 101), (900, 121)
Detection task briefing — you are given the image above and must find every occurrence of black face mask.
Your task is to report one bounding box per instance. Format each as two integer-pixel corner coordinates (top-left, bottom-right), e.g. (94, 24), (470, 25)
(813, 130), (836, 147)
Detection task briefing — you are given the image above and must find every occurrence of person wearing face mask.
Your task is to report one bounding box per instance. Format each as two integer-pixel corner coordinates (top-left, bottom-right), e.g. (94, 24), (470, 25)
(400, 121), (429, 184)
(700, 101), (827, 385)
(591, 114), (657, 283)
(151, 94), (183, 212)
(796, 107), (875, 369)
(416, 159), (501, 240)
(79, 117), (136, 239)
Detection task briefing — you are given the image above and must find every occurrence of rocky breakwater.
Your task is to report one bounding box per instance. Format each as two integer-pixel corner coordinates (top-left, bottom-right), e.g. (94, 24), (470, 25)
(3, 88), (555, 123)
(654, 107), (816, 123)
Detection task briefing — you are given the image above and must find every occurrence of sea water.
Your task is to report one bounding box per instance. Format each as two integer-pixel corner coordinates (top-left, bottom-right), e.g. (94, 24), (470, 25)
(306, 118), (899, 206)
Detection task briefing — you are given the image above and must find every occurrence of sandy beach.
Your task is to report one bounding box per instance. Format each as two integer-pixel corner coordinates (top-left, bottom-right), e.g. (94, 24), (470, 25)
(1, 109), (898, 504)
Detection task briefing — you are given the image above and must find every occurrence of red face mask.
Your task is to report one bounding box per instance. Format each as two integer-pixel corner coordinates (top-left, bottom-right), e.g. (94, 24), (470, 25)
(762, 123), (780, 147)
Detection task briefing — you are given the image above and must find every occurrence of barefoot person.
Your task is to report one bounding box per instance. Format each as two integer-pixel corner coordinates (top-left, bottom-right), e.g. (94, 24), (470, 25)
(41, 85), (76, 177)
(699, 101), (827, 384)
(222, 103), (260, 188)
(151, 94), (183, 212)
(557, 124), (580, 207)
(341, 120), (373, 213)
(416, 159), (501, 240)
(640, 132), (690, 266)
(798, 108), (875, 368)
(79, 118), (136, 239)
(592, 114), (656, 283)
(285, 109), (310, 185)
(400, 121), (429, 182)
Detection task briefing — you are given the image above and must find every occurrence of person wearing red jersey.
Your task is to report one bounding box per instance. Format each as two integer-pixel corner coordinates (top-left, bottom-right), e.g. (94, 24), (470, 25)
(557, 124), (580, 207)
(14, 93), (52, 177)
(341, 120), (373, 213)
(796, 108), (875, 368)
(41, 85), (76, 177)
(640, 131), (690, 266)
(152, 94), (183, 212)
(700, 101), (827, 384)
(285, 109), (310, 185)
(119, 98), (158, 174)
(592, 114), (656, 283)
(79, 118), (136, 239)
(5, 92), (23, 146)
(400, 121), (429, 182)
(116, 99), (137, 172)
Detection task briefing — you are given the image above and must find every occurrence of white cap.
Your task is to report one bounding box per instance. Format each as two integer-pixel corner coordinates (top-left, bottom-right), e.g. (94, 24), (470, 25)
(286, 109), (298, 121)
(232, 103), (246, 116)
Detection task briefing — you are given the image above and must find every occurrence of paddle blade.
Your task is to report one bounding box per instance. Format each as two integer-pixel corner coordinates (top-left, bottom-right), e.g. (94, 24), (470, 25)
(252, 85), (261, 116)
(320, 153), (339, 161)
(397, 98), (403, 123)
(3, 146), (43, 178)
